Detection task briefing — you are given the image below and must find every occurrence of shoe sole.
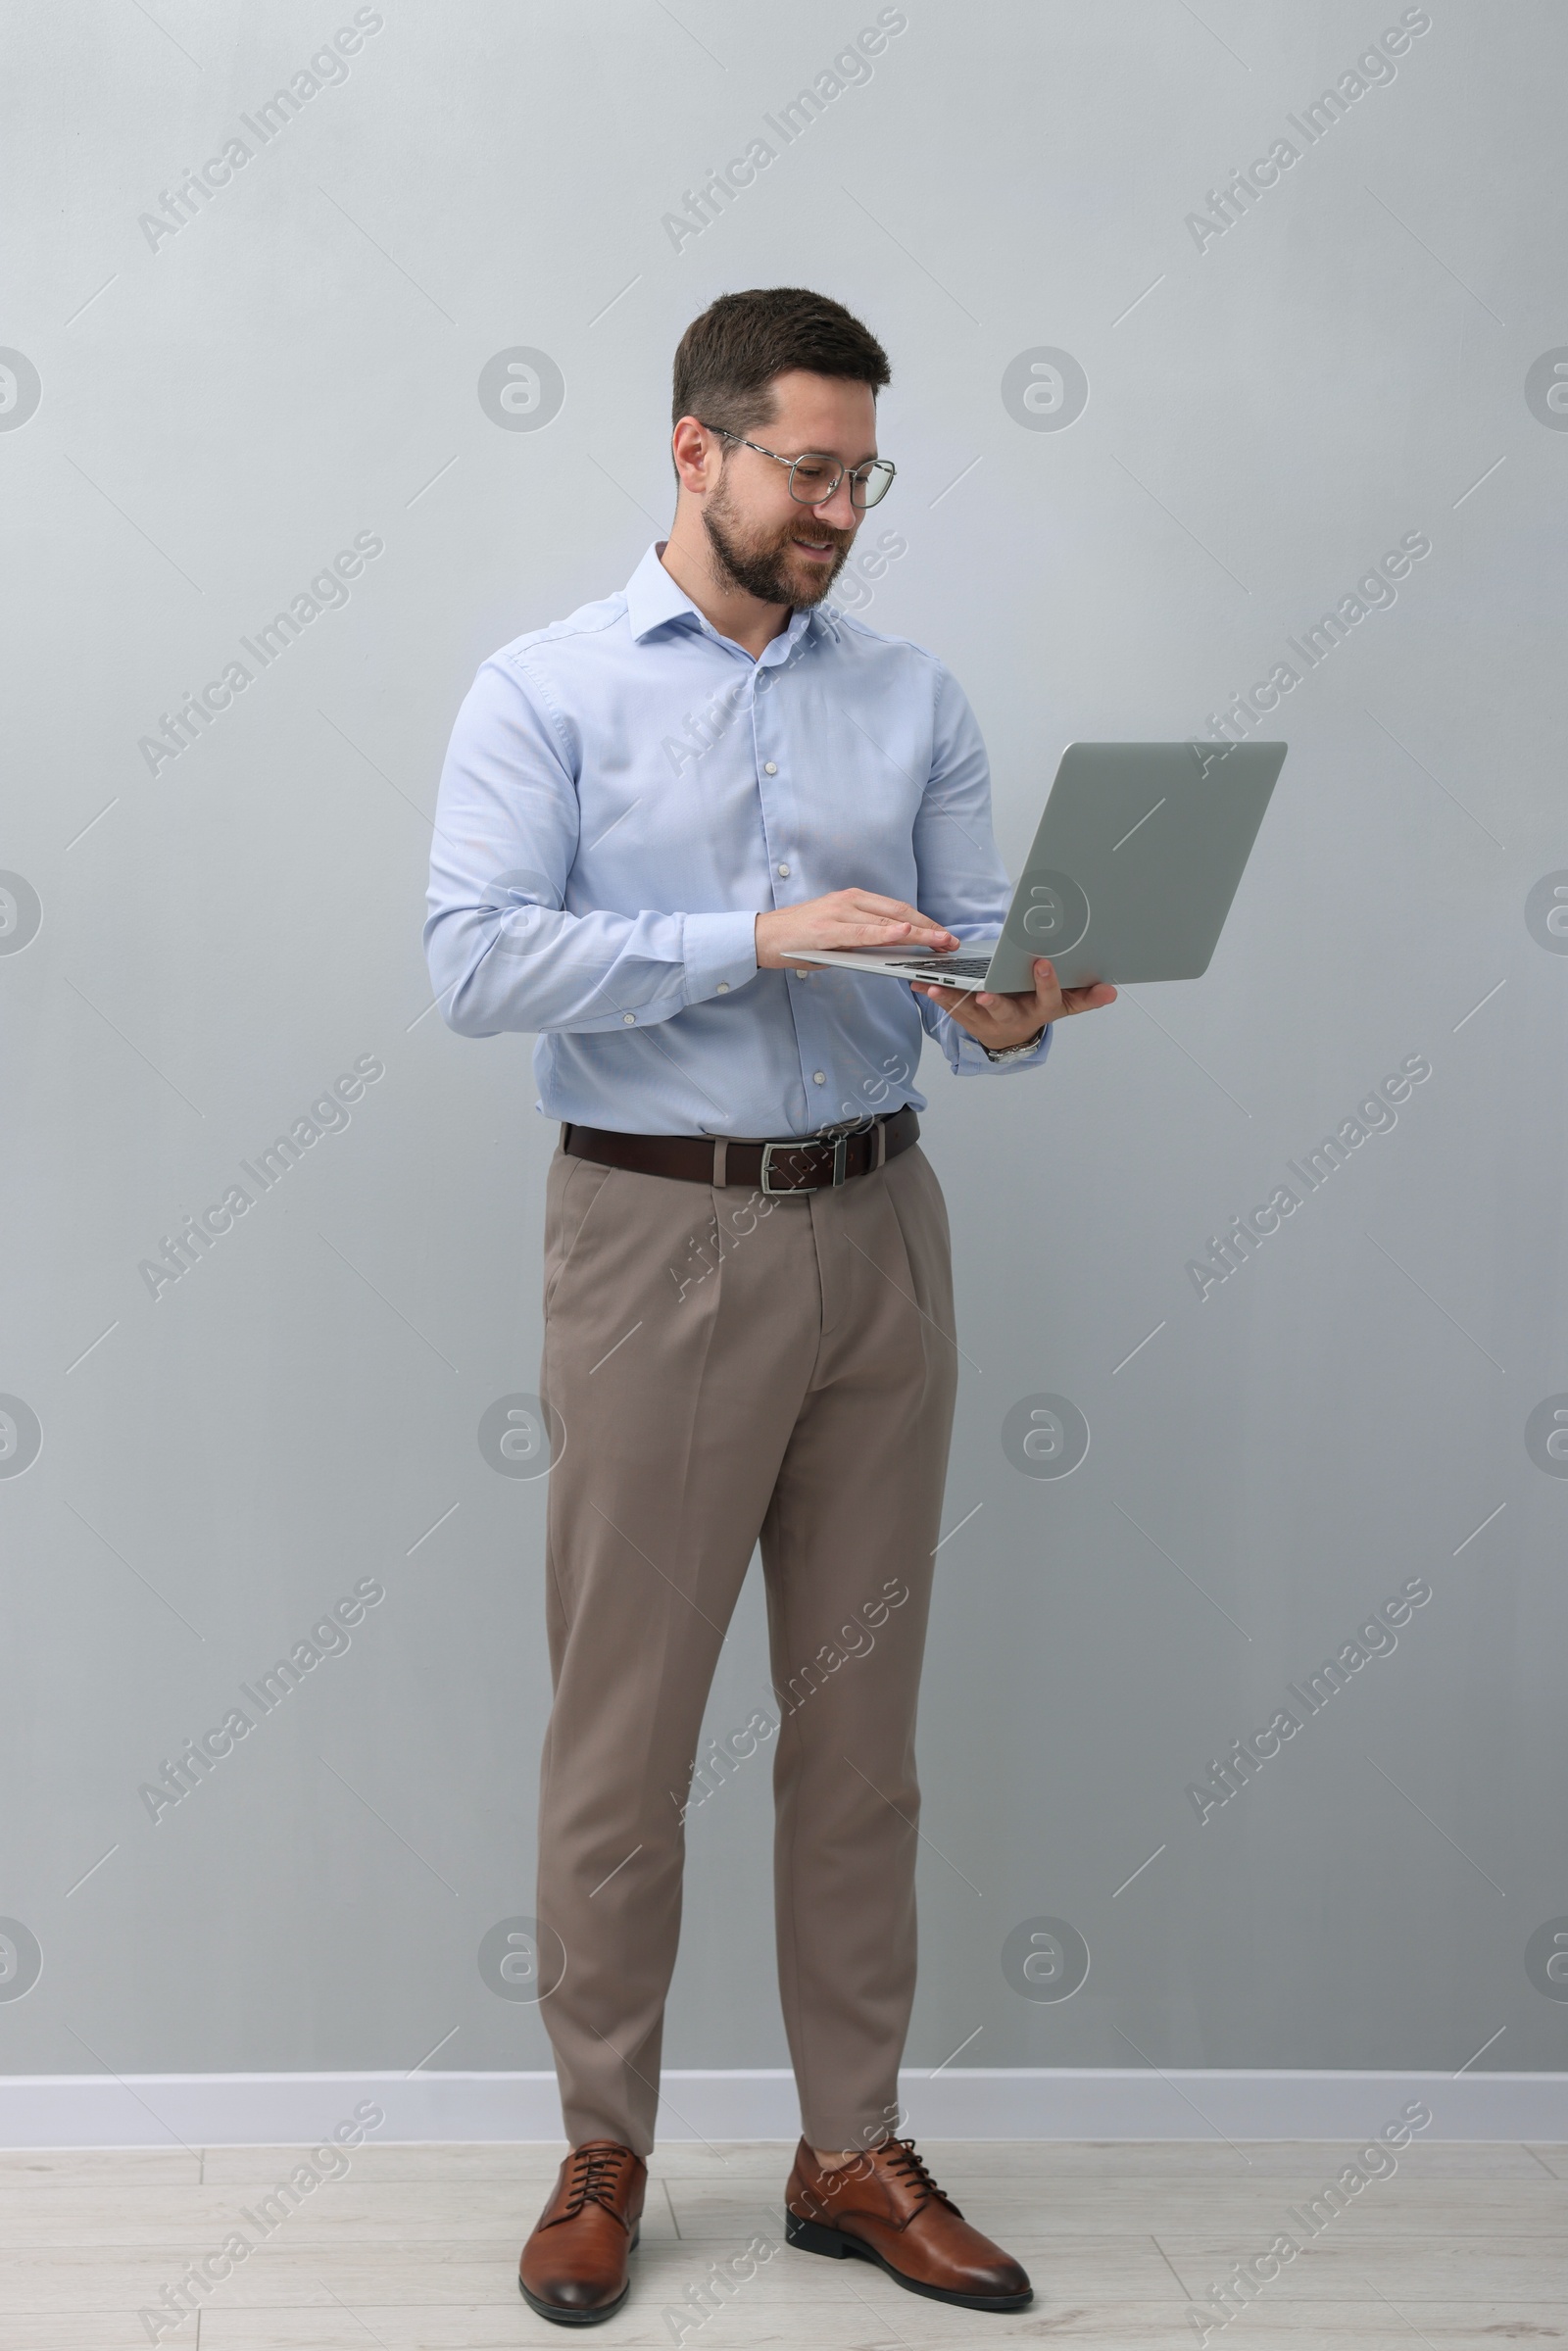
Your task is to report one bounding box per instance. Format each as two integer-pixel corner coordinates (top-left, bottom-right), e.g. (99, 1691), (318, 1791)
(518, 2220), (640, 2326)
(785, 2211), (1033, 2312)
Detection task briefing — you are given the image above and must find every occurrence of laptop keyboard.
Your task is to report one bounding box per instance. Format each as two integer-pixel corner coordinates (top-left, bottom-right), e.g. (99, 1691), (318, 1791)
(906, 955), (993, 979)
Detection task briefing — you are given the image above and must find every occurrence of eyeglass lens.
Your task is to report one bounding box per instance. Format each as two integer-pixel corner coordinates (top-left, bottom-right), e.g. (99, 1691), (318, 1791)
(788, 455), (894, 509)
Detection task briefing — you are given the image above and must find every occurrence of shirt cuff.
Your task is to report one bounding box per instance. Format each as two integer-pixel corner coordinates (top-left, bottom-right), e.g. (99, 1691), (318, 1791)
(983, 1023), (1050, 1063)
(957, 1020), (1052, 1072)
(681, 910), (760, 1005)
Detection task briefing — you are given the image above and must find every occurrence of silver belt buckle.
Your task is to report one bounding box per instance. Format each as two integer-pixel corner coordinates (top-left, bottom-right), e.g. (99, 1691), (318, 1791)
(759, 1130), (851, 1195)
(758, 1139), (816, 1195)
(760, 1112), (879, 1195)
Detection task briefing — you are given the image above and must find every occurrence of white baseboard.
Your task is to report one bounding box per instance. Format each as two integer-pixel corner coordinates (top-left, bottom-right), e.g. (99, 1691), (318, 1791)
(1, 2068), (1562, 2148)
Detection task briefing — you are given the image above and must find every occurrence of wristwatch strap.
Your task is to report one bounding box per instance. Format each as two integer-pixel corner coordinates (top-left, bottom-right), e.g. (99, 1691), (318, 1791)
(983, 1025), (1048, 1063)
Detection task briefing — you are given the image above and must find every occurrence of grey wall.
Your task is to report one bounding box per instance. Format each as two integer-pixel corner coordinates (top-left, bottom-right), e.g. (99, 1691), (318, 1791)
(4, 0), (1566, 2091)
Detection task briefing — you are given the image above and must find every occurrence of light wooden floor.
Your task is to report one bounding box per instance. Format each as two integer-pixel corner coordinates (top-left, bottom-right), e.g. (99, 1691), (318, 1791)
(0, 2138), (1563, 2348)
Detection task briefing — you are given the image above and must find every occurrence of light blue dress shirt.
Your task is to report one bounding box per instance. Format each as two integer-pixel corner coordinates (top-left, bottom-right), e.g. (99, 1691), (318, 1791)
(423, 542), (1053, 1138)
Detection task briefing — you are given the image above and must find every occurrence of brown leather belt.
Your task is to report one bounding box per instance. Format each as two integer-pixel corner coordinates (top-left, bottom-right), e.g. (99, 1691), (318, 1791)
(563, 1104), (918, 1193)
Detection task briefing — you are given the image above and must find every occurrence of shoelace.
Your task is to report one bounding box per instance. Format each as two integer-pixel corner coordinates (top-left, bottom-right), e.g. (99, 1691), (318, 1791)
(562, 2142), (634, 2221)
(875, 2136), (963, 2216)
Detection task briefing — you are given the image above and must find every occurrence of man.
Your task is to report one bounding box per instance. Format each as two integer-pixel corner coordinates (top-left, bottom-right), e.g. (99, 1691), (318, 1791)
(424, 286), (1115, 2325)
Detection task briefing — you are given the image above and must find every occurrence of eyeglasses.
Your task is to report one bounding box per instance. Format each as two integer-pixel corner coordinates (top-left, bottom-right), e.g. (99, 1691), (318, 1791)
(698, 420), (896, 510)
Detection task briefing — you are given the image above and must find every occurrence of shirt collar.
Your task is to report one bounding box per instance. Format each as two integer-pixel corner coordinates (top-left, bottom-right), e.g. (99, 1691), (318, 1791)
(625, 541), (820, 663)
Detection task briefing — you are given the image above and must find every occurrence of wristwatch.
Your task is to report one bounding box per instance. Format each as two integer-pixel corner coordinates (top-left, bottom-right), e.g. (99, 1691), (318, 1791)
(982, 1025), (1048, 1063)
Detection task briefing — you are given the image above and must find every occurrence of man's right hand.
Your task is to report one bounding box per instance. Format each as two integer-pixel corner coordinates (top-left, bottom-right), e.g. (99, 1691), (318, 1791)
(755, 891), (957, 971)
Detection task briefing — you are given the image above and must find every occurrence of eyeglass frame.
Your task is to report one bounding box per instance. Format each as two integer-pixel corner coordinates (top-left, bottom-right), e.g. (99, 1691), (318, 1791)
(695, 419), (897, 510)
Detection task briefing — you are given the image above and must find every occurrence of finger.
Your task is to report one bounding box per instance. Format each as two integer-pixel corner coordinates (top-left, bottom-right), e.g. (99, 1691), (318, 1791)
(851, 893), (925, 921)
(848, 921), (954, 946)
(855, 894), (957, 941)
(864, 896), (954, 934)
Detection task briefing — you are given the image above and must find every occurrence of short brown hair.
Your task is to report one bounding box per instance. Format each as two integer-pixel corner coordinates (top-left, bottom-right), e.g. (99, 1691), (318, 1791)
(671, 286), (891, 434)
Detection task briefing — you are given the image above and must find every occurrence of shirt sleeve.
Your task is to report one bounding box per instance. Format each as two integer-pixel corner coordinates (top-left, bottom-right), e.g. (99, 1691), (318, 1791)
(423, 655), (759, 1037)
(909, 663), (1054, 1078)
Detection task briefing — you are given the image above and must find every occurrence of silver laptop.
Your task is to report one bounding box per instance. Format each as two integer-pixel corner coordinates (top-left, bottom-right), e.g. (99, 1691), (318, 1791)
(781, 739), (1287, 993)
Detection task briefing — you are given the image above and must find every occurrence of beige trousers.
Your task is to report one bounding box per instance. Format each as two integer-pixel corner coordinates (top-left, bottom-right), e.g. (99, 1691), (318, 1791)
(534, 1127), (959, 2156)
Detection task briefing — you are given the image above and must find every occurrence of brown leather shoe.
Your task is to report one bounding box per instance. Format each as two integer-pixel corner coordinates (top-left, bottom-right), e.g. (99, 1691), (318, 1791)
(518, 2139), (646, 2325)
(785, 2134), (1032, 2312)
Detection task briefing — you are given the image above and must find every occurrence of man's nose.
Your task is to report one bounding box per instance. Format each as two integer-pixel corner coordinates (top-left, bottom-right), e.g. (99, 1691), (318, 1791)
(808, 472), (858, 529)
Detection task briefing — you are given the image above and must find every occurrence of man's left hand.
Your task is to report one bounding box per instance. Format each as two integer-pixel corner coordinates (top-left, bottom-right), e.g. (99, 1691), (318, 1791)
(909, 955), (1117, 1051)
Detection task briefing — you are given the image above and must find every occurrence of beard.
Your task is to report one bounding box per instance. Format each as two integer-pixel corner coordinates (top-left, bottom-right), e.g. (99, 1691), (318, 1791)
(701, 477), (855, 608)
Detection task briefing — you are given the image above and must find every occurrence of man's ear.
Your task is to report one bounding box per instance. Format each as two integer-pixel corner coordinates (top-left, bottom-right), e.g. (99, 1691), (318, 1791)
(671, 415), (717, 494)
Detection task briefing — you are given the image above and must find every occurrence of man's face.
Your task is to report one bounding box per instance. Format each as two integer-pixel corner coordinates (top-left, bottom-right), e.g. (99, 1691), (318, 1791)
(701, 369), (878, 609)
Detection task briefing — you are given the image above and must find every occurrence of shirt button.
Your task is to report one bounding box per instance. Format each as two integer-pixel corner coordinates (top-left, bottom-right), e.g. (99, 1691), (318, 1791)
(812, 1070), (826, 1084)
(777, 862), (790, 877)
(715, 982), (729, 993)
(622, 1012), (635, 1024)
(763, 761), (778, 775)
